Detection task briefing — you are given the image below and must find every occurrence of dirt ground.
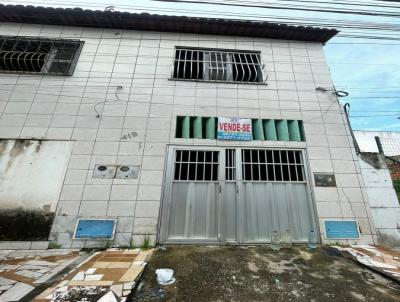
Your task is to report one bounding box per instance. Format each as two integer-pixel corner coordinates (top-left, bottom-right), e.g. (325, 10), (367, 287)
(131, 246), (400, 302)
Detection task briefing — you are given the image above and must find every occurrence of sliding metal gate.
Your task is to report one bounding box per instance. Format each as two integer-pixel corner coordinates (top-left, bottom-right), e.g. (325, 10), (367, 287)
(158, 146), (317, 244)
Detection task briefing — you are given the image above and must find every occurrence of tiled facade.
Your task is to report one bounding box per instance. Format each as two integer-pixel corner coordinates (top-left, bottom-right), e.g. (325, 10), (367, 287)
(0, 21), (377, 247)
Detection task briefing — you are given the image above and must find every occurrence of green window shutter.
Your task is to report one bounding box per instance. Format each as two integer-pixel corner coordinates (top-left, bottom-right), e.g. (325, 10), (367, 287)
(263, 119), (277, 141)
(276, 120), (289, 141)
(205, 117), (216, 139)
(182, 116), (190, 139)
(288, 120), (301, 142)
(193, 116), (203, 139)
(252, 119), (265, 140)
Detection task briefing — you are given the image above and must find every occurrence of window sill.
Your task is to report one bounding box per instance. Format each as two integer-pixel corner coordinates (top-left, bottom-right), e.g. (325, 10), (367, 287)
(169, 78), (268, 86)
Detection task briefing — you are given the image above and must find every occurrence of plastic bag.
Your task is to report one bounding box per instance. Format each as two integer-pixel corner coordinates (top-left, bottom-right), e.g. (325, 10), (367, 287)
(155, 268), (175, 285)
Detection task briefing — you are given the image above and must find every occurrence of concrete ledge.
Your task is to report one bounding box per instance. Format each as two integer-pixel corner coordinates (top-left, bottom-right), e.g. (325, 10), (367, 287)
(0, 241), (49, 250)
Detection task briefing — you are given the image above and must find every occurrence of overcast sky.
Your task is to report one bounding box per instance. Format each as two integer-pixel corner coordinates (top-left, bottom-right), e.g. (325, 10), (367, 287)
(4, 0), (400, 131)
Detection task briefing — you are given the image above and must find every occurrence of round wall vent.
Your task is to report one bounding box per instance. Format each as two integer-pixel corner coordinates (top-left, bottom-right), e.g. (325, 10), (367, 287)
(120, 166), (130, 172)
(98, 165), (107, 171)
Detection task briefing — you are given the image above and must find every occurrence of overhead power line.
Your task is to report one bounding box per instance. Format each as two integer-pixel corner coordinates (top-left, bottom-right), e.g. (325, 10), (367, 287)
(154, 0), (400, 17)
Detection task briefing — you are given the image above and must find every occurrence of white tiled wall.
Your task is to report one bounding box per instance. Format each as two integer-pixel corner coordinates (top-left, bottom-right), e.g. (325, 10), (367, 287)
(0, 22), (376, 246)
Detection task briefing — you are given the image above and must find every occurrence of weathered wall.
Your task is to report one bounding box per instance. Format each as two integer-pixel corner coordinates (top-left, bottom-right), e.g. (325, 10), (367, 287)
(358, 153), (400, 248)
(0, 139), (72, 211)
(0, 139), (72, 240)
(0, 22), (376, 247)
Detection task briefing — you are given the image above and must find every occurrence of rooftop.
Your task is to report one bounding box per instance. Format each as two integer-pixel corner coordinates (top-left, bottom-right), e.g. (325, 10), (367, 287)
(0, 4), (338, 43)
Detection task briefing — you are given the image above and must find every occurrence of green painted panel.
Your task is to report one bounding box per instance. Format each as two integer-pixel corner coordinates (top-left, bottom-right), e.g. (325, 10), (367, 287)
(182, 116), (190, 139)
(252, 119), (265, 140)
(263, 119), (277, 141)
(206, 117), (216, 139)
(288, 120), (301, 142)
(276, 120), (289, 141)
(193, 116), (203, 139)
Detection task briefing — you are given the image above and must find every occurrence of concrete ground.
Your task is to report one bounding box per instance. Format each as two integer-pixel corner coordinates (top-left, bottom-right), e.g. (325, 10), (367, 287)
(132, 246), (400, 302)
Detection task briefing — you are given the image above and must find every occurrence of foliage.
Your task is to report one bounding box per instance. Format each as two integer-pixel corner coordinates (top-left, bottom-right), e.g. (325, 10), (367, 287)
(141, 235), (151, 250)
(48, 241), (62, 249)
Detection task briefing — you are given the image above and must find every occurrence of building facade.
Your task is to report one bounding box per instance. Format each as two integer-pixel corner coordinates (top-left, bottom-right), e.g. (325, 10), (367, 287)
(0, 5), (378, 247)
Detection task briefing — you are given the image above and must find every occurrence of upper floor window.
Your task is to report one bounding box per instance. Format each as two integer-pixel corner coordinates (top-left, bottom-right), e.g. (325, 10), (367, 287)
(0, 36), (83, 76)
(172, 47), (264, 83)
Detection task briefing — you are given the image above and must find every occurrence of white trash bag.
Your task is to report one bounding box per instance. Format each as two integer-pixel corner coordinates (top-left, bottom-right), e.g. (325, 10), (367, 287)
(155, 268), (175, 285)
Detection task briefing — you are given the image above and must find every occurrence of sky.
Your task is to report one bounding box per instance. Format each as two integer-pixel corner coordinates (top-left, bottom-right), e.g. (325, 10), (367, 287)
(3, 0), (400, 131)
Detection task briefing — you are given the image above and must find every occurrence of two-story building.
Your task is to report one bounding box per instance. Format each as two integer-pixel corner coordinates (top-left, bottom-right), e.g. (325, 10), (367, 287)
(0, 4), (379, 248)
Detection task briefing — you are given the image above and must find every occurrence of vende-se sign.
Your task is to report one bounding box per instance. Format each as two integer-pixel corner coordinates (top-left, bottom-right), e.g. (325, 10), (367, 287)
(217, 117), (252, 141)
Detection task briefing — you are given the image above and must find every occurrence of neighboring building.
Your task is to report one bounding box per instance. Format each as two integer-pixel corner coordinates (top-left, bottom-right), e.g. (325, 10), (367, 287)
(0, 5), (378, 247)
(354, 130), (400, 156)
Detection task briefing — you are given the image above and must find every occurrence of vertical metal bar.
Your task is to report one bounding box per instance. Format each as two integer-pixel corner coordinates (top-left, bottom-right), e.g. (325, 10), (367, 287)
(178, 150), (182, 181)
(195, 150), (198, 181)
(240, 54), (245, 82)
(279, 151), (284, 182)
(272, 150), (276, 181)
(196, 50), (200, 80)
(232, 52), (239, 81)
(286, 150), (291, 181)
(244, 53), (250, 82)
(189, 50), (193, 79)
(177, 49), (181, 78)
(182, 49), (187, 80)
(257, 150), (261, 182)
(249, 149), (253, 181)
(264, 149), (268, 181)
(292, 151), (299, 181)
(221, 52), (226, 81)
(248, 53), (254, 82)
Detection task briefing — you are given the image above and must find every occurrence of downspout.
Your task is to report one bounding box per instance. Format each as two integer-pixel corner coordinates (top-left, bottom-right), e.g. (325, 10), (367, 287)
(343, 103), (360, 154)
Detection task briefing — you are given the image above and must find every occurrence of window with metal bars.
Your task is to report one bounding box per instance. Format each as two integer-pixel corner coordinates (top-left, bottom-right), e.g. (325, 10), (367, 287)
(0, 36), (83, 75)
(225, 149), (236, 181)
(241, 149), (305, 182)
(174, 150), (219, 181)
(172, 47), (264, 83)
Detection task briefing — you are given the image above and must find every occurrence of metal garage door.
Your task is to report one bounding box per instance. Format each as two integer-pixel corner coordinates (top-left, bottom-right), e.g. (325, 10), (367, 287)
(158, 146), (317, 244)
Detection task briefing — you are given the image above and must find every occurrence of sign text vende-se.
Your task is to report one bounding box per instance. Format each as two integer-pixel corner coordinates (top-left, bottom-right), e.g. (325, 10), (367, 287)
(217, 117), (252, 141)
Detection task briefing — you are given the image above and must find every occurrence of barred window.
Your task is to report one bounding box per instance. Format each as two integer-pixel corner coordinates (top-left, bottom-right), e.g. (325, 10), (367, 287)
(0, 36), (83, 75)
(174, 150), (219, 181)
(241, 149), (305, 182)
(172, 47), (264, 83)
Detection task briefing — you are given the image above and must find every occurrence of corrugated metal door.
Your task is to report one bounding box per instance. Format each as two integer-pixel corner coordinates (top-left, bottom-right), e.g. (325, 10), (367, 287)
(158, 147), (223, 243)
(158, 146), (316, 244)
(241, 149), (315, 243)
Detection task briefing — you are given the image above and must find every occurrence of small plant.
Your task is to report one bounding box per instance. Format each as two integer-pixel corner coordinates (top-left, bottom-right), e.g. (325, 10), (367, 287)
(103, 240), (113, 249)
(141, 235), (151, 250)
(48, 241), (62, 249)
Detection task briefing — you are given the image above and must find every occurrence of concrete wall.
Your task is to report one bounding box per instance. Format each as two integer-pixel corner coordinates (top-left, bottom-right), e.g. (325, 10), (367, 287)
(0, 139), (72, 211)
(0, 22), (377, 247)
(358, 154), (400, 247)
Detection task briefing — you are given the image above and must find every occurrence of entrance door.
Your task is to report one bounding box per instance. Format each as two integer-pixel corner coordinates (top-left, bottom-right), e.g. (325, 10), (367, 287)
(158, 147), (223, 243)
(240, 149), (315, 243)
(158, 146), (317, 244)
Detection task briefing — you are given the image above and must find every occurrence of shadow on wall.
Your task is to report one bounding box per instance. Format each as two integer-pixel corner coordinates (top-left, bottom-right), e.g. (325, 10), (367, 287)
(0, 208), (54, 241)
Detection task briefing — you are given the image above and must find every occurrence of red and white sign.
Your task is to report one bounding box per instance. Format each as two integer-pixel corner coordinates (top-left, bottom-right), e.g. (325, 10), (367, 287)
(217, 117), (252, 140)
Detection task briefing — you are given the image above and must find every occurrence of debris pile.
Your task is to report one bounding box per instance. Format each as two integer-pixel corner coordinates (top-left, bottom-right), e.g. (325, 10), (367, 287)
(35, 249), (153, 302)
(334, 245), (400, 280)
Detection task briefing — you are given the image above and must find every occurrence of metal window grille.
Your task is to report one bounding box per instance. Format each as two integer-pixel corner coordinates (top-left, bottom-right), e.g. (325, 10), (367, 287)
(174, 150), (219, 181)
(241, 149), (305, 182)
(225, 149), (236, 181)
(0, 36), (83, 75)
(172, 47), (264, 83)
